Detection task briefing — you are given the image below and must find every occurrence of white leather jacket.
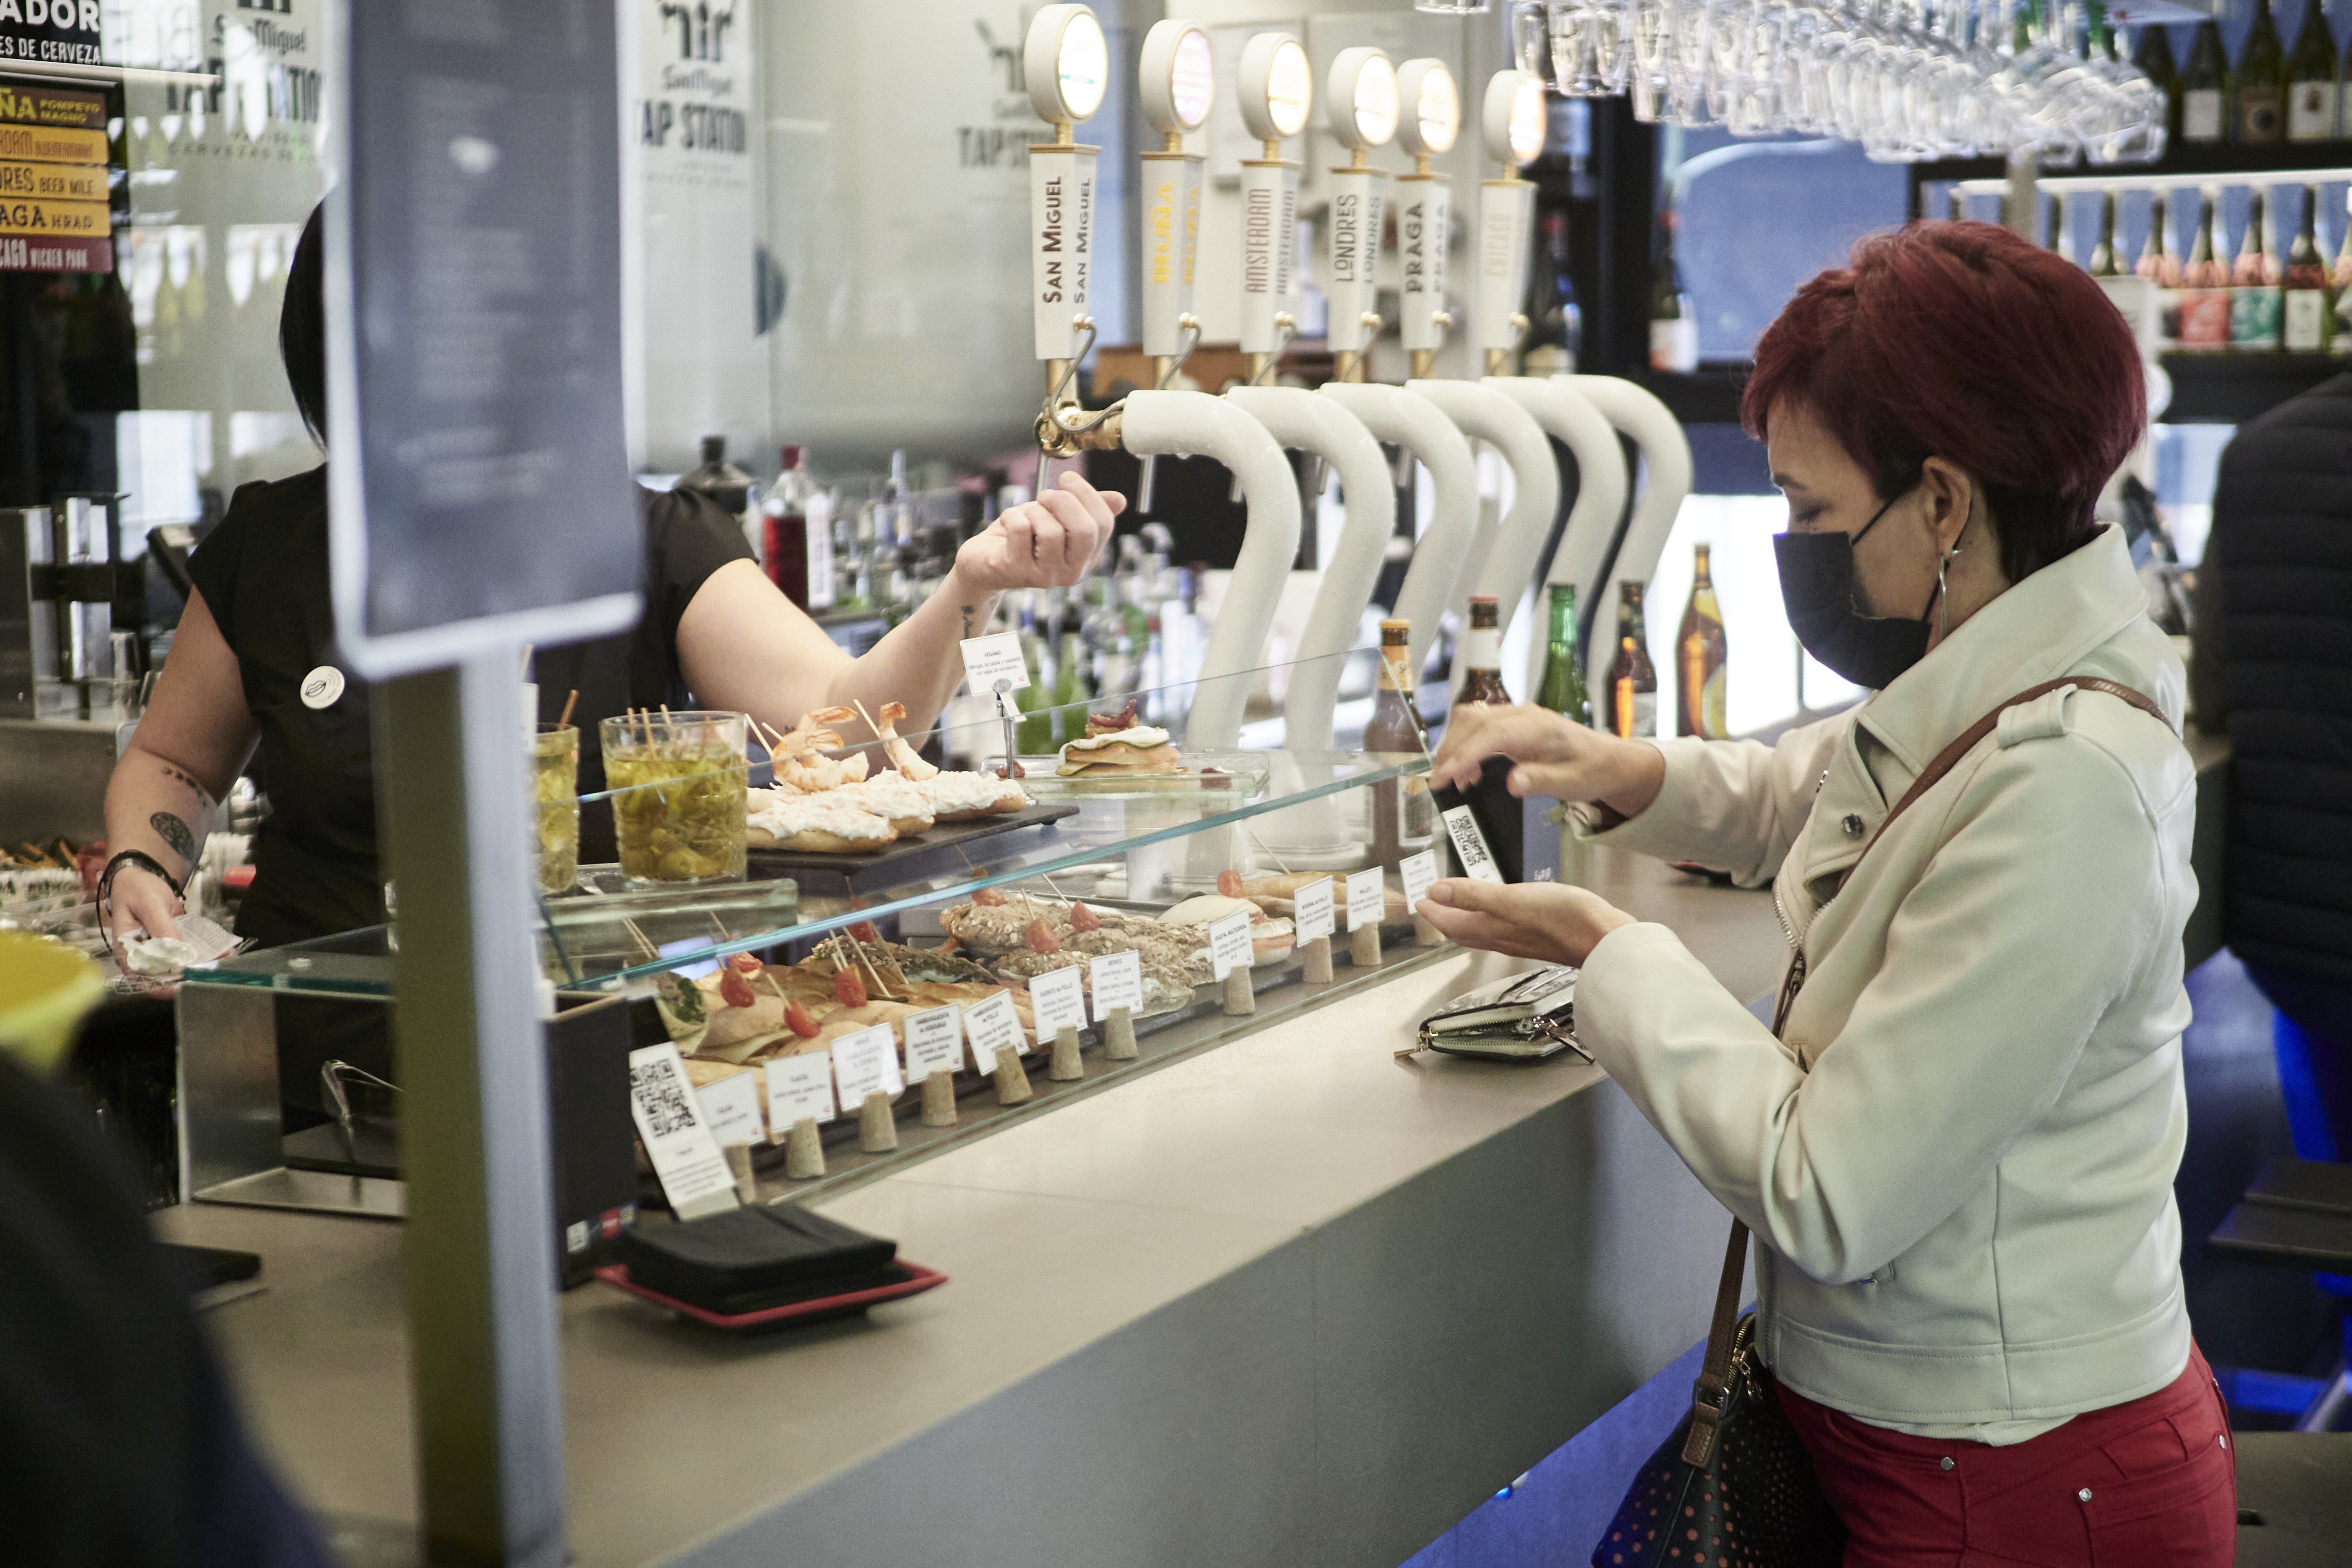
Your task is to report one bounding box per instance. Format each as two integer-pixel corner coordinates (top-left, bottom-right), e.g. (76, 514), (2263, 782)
(1575, 526), (2197, 1426)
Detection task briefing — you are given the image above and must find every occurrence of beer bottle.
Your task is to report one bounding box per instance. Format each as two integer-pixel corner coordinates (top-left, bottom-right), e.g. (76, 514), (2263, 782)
(1455, 595), (1512, 706)
(1534, 583), (1591, 725)
(1676, 545), (1728, 738)
(1608, 582), (1658, 740)
(1367, 618), (1436, 865)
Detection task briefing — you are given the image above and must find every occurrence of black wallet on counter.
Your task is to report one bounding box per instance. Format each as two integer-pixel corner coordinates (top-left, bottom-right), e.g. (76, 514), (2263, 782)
(616, 1203), (897, 1313)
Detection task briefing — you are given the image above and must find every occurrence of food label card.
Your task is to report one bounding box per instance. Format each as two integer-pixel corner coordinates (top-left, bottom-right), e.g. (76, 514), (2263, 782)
(765, 1052), (837, 1131)
(1400, 849), (1440, 911)
(1028, 963), (1089, 1034)
(958, 630), (1030, 695)
(1089, 948), (1143, 1016)
(1346, 867), (1386, 933)
(1208, 910), (1254, 980)
(693, 1072), (766, 1148)
(1440, 804), (1504, 883)
(963, 989), (1027, 1072)
(831, 1024), (905, 1105)
(627, 1043), (740, 1220)
(1293, 877), (1336, 944)
(904, 1004), (964, 1082)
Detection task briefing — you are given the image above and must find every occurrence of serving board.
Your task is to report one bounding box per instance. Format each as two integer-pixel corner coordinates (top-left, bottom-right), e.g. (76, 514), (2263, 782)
(747, 801), (1078, 896)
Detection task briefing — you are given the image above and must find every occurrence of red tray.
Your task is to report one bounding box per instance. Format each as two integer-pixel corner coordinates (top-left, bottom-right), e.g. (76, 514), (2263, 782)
(593, 1259), (947, 1332)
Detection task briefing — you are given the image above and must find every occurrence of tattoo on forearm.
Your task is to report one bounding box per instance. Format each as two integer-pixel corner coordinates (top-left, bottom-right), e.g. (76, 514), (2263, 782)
(961, 604), (976, 639)
(150, 812), (196, 863)
(158, 764), (215, 809)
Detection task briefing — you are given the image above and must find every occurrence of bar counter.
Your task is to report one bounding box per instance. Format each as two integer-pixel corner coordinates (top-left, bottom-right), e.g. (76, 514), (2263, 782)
(149, 851), (1832, 1567)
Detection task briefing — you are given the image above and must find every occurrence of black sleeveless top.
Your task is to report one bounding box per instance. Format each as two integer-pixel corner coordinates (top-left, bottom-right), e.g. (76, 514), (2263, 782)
(187, 465), (752, 948)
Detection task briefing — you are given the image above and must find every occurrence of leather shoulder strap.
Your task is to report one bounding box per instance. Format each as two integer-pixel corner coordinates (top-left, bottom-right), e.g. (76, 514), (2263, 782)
(1857, 677), (2173, 876)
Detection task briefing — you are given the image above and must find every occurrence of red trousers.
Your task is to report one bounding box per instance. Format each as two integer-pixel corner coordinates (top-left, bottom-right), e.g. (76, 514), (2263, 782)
(1776, 1345), (2237, 1567)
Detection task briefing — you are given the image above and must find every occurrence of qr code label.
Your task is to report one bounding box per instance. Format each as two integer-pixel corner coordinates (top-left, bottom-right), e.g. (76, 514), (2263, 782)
(630, 1057), (700, 1139)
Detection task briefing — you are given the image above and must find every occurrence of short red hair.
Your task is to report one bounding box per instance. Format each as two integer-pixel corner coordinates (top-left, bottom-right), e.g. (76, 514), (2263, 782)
(1741, 220), (2145, 582)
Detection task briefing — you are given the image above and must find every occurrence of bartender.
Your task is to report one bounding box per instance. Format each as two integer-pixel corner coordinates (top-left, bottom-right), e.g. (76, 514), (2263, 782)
(99, 204), (1123, 957)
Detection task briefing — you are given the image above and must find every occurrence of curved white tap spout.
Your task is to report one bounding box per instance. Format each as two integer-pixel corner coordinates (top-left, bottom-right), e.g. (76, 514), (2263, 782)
(1484, 376), (1630, 697)
(1403, 379), (1558, 647)
(1565, 376), (1693, 697)
(1316, 381), (1479, 705)
(1120, 389), (1298, 751)
(1221, 386), (1393, 753)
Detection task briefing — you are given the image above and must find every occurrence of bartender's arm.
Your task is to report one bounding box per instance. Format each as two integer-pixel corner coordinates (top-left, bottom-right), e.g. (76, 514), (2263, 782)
(676, 472), (1122, 742)
(100, 590), (258, 954)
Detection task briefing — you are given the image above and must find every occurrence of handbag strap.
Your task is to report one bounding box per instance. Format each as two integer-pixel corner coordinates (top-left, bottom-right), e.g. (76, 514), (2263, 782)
(1679, 676), (2172, 1470)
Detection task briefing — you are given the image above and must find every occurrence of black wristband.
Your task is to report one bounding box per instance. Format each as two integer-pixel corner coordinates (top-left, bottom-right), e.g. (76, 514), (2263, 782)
(99, 849), (181, 905)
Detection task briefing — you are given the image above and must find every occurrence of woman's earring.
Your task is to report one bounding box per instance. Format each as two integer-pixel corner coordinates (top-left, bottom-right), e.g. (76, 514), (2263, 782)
(1935, 542), (1960, 640)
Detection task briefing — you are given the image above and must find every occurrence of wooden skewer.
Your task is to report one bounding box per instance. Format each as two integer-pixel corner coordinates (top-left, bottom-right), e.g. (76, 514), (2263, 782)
(555, 688), (579, 730)
(622, 917), (659, 959)
(1247, 830), (1292, 877)
(849, 698), (881, 742)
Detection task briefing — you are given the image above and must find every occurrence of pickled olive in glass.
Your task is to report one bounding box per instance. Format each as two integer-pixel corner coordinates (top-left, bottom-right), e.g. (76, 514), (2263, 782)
(532, 725), (581, 896)
(599, 711), (749, 888)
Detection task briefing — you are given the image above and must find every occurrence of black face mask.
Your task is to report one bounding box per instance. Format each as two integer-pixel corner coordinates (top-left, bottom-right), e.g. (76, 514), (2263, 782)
(1772, 493), (1943, 690)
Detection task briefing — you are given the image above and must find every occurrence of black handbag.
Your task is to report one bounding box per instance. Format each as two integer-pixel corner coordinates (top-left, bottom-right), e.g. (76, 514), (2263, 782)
(1591, 677), (2176, 1568)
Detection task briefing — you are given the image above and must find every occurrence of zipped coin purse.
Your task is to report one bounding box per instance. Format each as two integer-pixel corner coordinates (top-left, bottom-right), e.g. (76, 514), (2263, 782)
(1409, 966), (1587, 1062)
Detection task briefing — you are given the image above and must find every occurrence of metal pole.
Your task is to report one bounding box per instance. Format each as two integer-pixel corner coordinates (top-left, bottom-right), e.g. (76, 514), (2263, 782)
(376, 655), (566, 1568)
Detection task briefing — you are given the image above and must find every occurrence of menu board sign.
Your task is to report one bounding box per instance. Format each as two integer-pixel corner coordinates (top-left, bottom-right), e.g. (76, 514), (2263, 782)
(0, 0), (102, 69)
(0, 80), (109, 273)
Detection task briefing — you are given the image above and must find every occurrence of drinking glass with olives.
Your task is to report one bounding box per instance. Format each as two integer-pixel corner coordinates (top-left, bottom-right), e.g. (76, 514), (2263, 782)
(599, 711), (749, 889)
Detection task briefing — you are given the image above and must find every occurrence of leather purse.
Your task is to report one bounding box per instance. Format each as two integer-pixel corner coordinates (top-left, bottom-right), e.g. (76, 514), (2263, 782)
(1590, 678), (2173, 1568)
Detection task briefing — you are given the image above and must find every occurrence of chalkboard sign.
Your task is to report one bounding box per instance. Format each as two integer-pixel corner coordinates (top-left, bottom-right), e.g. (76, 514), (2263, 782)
(327, 0), (641, 676)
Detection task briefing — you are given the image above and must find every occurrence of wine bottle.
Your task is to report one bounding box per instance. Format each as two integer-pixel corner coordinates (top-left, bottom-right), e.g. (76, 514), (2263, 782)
(1367, 617), (1436, 867)
(2180, 186), (2232, 351)
(1648, 208), (1697, 374)
(2286, 0), (2340, 141)
(2133, 23), (2182, 146)
(1676, 544), (1728, 739)
(1520, 210), (1581, 377)
(1455, 595), (1512, 706)
(2334, 189), (2352, 355)
(760, 445), (815, 608)
(1534, 583), (1591, 726)
(2181, 20), (2229, 144)
(2281, 186), (2332, 353)
(2136, 191), (2182, 349)
(2231, 186), (2283, 351)
(1608, 582), (1657, 740)
(2236, 0), (2286, 144)
(2087, 191), (2122, 277)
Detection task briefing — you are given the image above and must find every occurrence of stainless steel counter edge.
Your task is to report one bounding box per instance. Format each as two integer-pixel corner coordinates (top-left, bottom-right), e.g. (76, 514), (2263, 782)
(154, 850), (1796, 1568)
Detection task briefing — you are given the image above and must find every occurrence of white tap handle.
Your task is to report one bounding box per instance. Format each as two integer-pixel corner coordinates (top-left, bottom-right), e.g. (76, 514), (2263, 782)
(1238, 159), (1292, 357)
(1318, 380), (1478, 698)
(1029, 142), (1099, 361)
(1396, 175), (1452, 354)
(1484, 375), (1630, 698)
(1324, 167), (1388, 357)
(1565, 375), (1694, 696)
(1403, 380), (1558, 648)
(1119, 390), (1298, 750)
(1474, 179), (1536, 354)
(1139, 151), (1203, 359)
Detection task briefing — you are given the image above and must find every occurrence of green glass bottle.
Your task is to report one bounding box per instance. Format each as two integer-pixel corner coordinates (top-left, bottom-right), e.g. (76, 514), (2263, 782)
(2286, 0), (2341, 142)
(2133, 22), (2182, 146)
(2236, 0), (2287, 144)
(2181, 19), (2230, 144)
(1534, 583), (1591, 725)
(2088, 190), (2122, 277)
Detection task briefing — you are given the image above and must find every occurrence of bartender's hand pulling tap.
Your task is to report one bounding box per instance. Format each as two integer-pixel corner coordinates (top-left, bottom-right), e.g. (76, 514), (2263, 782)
(1427, 702), (1667, 821)
(954, 471), (1123, 592)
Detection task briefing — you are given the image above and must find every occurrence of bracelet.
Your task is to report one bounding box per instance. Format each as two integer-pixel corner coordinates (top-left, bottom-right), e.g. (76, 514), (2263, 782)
(98, 849), (181, 906)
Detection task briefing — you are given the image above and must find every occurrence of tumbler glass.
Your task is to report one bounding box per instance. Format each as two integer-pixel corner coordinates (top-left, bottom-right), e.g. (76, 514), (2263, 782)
(599, 711), (749, 889)
(532, 723), (580, 897)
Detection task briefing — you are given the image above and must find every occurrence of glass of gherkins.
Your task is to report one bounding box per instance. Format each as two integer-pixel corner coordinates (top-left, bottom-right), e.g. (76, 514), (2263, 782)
(598, 711), (749, 889)
(532, 723), (581, 897)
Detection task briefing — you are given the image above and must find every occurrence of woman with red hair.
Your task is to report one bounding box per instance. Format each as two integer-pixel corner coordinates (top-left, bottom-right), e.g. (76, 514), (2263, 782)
(1421, 222), (2230, 1565)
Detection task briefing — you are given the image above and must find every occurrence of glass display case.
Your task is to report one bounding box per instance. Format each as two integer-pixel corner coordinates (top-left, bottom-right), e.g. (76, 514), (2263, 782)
(175, 653), (1467, 1249)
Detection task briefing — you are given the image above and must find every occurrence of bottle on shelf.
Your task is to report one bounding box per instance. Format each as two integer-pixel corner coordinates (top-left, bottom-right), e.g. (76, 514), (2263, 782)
(1455, 595), (1513, 706)
(1534, 583), (1592, 726)
(759, 445), (829, 610)
(2087, 190), (2122, 278)
(2181, 18), (2230, 145)
(2236, 0), (2286, 144)
(679, 435), (759, 556)
(2334, 189), (2352, 355)
(2133, 22), (2182, 146)
(2180, 186), (2232, 351)
(877, 449), (912, 550)
(1366, 617), (1436, 867)
(2231, 186), (2283, 351)
(1521, 210), (1582, 377)
(2136, 190), (2182, 350)
(2286, 0), (2341, 141)
(1648, 207), (1698, 374)
(1676, 545), (1728, 739)
(2282, 186), (2333, 354)
(1608, 581), (1658, 740)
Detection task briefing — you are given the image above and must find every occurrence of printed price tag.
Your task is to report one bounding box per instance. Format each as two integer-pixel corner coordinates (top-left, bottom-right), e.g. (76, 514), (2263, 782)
(1400, 848), (1440, 911)
(963, 989), (1026, 1072)
(764, 1052), (837, 1131)
(1208, 909), (1255, 980)
(904, 1004), (964, 1083)
(1028, 963), (1089, 1035)
(627, 1043), (739, 1220)
(1440, 804), (1504, 884)
(1346, 866), (1386, 933)
(1293, 876), (1336, 944)
(1089, 947), (1144, 1016)
(831, 1024), (905, 1106)
(693, 1071), (766, 1148)
(958, 630), (1030, 695)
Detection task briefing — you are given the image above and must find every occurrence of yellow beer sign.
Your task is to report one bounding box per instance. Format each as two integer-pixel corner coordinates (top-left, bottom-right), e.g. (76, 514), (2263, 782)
(0, 157), (97, 200)
(0, 196), (106, 237)
(0, 121), (103, 164)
